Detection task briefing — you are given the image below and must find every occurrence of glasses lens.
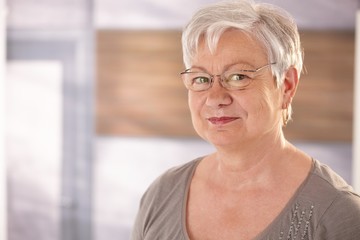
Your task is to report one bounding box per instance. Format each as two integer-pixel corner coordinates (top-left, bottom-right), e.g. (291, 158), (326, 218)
(182, 72), (211, 91)
(223, 71), (254, 89)
(181, 63), (274, 91)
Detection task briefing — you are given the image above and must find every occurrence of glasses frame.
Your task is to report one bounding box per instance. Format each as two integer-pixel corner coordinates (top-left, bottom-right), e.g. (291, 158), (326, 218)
(180, 62), (276, 92)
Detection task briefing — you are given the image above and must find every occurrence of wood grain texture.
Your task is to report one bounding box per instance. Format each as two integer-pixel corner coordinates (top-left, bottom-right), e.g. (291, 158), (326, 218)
(284, 31), (354, 141)
(96, 30), (354, 141)
(96, 30), (195, 137)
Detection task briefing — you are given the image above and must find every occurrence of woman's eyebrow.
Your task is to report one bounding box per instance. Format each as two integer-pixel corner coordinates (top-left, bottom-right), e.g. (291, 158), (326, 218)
(225, 61), (255, 70)
(188, 65), (207, 72)
(190, 61), (256, 72)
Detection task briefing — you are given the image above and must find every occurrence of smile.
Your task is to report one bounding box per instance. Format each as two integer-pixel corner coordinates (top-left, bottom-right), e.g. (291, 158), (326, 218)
(207, 117), (240, 125)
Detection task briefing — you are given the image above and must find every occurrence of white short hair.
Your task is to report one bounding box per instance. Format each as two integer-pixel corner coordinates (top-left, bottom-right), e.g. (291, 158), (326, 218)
(181, 0), (304, 87)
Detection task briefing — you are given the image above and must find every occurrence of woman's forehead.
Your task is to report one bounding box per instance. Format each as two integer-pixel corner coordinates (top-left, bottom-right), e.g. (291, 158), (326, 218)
(191, 31), (268, 70)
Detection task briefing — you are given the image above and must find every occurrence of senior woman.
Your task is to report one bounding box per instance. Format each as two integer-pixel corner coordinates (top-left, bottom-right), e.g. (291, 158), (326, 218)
(131, 0), (360, 239)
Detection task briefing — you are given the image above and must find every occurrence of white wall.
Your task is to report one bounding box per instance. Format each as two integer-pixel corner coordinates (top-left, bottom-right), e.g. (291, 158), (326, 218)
(94, 0), (357, 29)
(0, 0), (7, 239)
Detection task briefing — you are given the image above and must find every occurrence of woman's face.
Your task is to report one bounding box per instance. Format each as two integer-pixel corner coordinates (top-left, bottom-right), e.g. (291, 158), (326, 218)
(188, 30), (284, 148)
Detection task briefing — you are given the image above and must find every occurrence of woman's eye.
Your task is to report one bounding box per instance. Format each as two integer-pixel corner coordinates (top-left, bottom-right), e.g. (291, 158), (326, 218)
(193, 77), (210, 84)
(228, 73), (247, 81)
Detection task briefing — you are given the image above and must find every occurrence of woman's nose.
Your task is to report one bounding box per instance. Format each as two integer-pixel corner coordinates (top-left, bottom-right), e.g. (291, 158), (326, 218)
(205, 77), (233, 108)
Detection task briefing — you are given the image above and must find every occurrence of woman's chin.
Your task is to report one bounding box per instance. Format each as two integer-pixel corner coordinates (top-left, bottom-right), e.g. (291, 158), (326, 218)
(202, 130), (240, 147)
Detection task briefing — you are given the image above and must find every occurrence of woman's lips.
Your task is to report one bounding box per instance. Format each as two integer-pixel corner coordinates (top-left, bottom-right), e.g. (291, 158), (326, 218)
(207, 117), (240, 125)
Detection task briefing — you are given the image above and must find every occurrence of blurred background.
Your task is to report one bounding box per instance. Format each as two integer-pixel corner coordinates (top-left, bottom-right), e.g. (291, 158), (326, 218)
(1, 0), (360, 239)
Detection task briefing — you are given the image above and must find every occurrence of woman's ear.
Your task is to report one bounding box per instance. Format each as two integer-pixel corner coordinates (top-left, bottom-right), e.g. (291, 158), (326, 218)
(282, 67), (299, 107)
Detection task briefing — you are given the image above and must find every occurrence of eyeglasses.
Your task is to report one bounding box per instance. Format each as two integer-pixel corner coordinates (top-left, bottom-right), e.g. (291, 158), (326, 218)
(180, 62), (276, 92)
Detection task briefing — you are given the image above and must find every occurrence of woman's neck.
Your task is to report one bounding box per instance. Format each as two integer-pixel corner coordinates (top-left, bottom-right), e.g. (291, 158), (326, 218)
(206, 132), (292, 190)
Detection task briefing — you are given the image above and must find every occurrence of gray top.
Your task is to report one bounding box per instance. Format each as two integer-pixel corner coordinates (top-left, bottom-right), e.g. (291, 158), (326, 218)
(131, 158), (360, 240)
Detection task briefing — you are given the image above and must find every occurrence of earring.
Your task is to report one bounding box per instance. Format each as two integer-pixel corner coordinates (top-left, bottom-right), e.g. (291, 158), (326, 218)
(282, 107), (289, 126)
(282, 102), (290, 126)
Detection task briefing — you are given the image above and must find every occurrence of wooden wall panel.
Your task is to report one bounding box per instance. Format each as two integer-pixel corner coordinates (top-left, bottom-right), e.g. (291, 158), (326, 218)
(284, 31), (354, 141)
(96, 30), (195, 136)
(96, 30), (354, 141)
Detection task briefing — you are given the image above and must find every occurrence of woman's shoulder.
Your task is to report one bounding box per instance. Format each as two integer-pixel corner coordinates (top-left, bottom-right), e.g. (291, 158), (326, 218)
(132, 158), (203, 240)
(141, 157), (202, 201)
(265, 159), (360, 239)
(310, 159), (357, 194)
(305, 160), (360, 233)
(310, 160), (360, 238)
(155, 157), (202, 186)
